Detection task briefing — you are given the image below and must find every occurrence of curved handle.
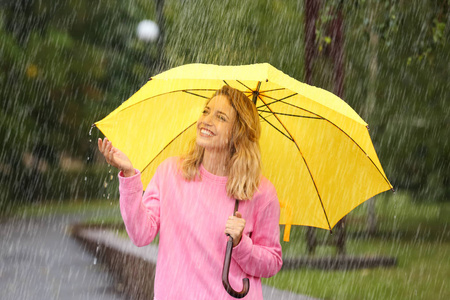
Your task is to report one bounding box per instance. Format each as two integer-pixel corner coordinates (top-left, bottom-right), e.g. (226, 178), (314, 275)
(222, 235), (250, 298)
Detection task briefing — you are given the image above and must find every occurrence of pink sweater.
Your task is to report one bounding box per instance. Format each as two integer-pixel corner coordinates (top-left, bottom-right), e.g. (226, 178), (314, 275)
(119, 157), (282, 300)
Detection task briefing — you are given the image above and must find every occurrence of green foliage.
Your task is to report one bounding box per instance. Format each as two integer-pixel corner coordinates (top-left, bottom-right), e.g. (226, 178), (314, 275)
(341, 0), (449, 201)
(163, 0), (305, 79)
(0, 0), (448, 205)
(0, 0), (159, 206)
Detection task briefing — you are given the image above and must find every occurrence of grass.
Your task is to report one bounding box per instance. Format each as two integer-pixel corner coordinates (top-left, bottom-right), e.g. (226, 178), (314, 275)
(262, 192), (450, 300)
(10, 198), (123, 226)
(8, 192), (449, 299)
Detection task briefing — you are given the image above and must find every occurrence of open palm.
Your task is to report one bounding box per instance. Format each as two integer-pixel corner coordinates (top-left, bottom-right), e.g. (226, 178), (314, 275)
(98, 138), (134, 176)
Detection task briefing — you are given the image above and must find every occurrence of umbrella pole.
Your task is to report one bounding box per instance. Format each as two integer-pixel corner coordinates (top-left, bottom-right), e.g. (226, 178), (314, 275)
(222, 199), (250, 298)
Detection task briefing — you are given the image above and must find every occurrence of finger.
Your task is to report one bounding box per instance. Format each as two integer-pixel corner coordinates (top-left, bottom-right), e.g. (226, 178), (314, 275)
(225, 219), (237, 229)
(224, 228), (237, 237)
(105, 141), (112, 155)
(102, 142), (109, 159)
(228, 215), (245, 224)
(235, 211), (242, 218)
(98, 138), (102, 151)
(226, 217), (237, 228)
(108, 149), (114, 165)
(101, 138), (108, 153)
(101, 140), (109, 161)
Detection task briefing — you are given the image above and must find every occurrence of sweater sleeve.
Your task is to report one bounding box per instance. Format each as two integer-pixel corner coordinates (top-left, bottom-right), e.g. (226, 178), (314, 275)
(118, 169), (161, 247)
(231, 195), (283, 278)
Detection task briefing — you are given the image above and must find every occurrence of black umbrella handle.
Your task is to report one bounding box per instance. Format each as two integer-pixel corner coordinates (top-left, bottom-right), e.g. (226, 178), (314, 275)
(222, 200), (250, 298)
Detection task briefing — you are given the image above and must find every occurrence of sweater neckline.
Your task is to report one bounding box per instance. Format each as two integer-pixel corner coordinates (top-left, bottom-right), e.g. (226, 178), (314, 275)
(199, 164), (228, 185)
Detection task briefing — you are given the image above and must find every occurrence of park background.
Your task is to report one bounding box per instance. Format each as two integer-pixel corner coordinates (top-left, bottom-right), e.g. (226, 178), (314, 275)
(0, 0), (448, 299)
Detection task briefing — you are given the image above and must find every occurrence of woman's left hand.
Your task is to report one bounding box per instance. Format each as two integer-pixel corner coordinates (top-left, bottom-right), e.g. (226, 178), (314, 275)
(225, 212), (246, 247)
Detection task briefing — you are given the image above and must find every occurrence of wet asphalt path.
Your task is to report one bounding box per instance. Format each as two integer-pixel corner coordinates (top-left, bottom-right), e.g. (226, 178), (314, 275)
(0, 214), (123, 300)
(0, 212), (318, 300)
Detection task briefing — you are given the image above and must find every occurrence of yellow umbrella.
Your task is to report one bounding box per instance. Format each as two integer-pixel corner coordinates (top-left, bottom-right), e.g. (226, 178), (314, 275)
(94, 63), (393, 241)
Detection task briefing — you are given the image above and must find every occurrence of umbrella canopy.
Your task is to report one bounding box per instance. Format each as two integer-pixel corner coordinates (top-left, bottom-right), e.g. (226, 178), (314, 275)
(95, 63), (393, 241)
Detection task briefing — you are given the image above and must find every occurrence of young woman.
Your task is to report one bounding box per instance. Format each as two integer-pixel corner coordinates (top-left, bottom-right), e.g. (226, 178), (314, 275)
(98, 85), (282, 299)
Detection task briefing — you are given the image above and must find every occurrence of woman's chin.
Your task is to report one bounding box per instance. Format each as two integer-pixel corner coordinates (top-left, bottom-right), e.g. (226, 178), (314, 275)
(196, 138), (227, 153)
(196, 133), (213, 145)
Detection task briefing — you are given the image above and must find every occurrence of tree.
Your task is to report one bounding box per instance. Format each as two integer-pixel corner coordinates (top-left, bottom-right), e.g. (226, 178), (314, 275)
(0, 0), (160, 210)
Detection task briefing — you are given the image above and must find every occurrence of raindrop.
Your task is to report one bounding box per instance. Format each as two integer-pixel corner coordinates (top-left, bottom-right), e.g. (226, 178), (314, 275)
(89, 125), (94, 136)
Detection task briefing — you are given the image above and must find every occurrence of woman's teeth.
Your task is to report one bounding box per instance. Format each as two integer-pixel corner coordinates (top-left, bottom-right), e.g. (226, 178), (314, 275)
(201, 128), (214, 136)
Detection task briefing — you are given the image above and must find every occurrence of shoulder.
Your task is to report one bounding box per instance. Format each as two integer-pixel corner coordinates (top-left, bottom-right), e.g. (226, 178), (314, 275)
(252, 175), (278, 206)
(158, 156), (179, 169)
(258, 176), (277, 198)
(154, 156), (182, 178)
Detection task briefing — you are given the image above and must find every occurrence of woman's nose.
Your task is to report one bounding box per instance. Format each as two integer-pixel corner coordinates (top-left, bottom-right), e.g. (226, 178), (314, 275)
(202, 114), (213, 125)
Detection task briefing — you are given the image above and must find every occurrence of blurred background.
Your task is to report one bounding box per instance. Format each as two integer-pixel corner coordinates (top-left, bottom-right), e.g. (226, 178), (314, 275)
(1, 0), (448, 209)
(0, 0), (448, 299)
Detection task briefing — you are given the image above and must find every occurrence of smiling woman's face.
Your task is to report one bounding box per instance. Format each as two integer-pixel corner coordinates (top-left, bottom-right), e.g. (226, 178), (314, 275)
(196, 94), (237, 153)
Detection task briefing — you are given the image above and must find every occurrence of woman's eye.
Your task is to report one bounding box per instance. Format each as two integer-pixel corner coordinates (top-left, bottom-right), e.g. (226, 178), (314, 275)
(218, 115), (226, 121)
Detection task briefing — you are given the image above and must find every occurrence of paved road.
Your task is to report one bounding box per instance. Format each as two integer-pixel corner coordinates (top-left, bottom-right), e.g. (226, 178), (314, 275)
(1, 212), (318, 300)
(0, 214), (123, 300)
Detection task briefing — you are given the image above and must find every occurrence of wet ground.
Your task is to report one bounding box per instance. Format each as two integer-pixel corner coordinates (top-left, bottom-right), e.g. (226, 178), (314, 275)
(0, 214), (123, 300)
(1, 213), (317, 300)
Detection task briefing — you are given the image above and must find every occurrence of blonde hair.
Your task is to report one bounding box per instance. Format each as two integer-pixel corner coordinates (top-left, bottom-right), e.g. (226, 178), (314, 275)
(180, 85), (262, 200)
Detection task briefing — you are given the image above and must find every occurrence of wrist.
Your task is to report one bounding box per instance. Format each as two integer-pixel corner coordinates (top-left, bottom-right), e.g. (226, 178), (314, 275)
(233, 235), (242, 247)
(122, 168), (135, 177)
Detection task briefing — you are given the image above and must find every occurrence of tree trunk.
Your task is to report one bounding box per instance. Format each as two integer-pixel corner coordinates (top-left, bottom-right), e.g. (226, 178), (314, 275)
(331, 2), (346, 254)
(304, 0), (321, 255)
(365, 28), (380, 235)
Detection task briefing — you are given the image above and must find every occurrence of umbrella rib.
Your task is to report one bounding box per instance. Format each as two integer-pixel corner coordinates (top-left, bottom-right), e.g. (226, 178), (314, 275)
(236, 80), (253, 93)
(276, 100), (393, 190)
(259, 114), (293, 141)
(257, 110), (324, 119)
(141, 121), (197, 174)
(183, 90), (210, 99)
(258, 95), (333, 231)
(256, 93), (298, 109)
(260, 88), (286, 93)
(115, 89), (219, 113)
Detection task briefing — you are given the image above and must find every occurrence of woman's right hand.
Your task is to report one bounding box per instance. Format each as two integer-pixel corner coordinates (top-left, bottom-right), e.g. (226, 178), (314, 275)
(98, 137), (135, 177)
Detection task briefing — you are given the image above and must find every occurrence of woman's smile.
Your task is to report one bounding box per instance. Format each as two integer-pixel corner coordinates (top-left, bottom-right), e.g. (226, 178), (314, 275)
(200, 128), (215, 137)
